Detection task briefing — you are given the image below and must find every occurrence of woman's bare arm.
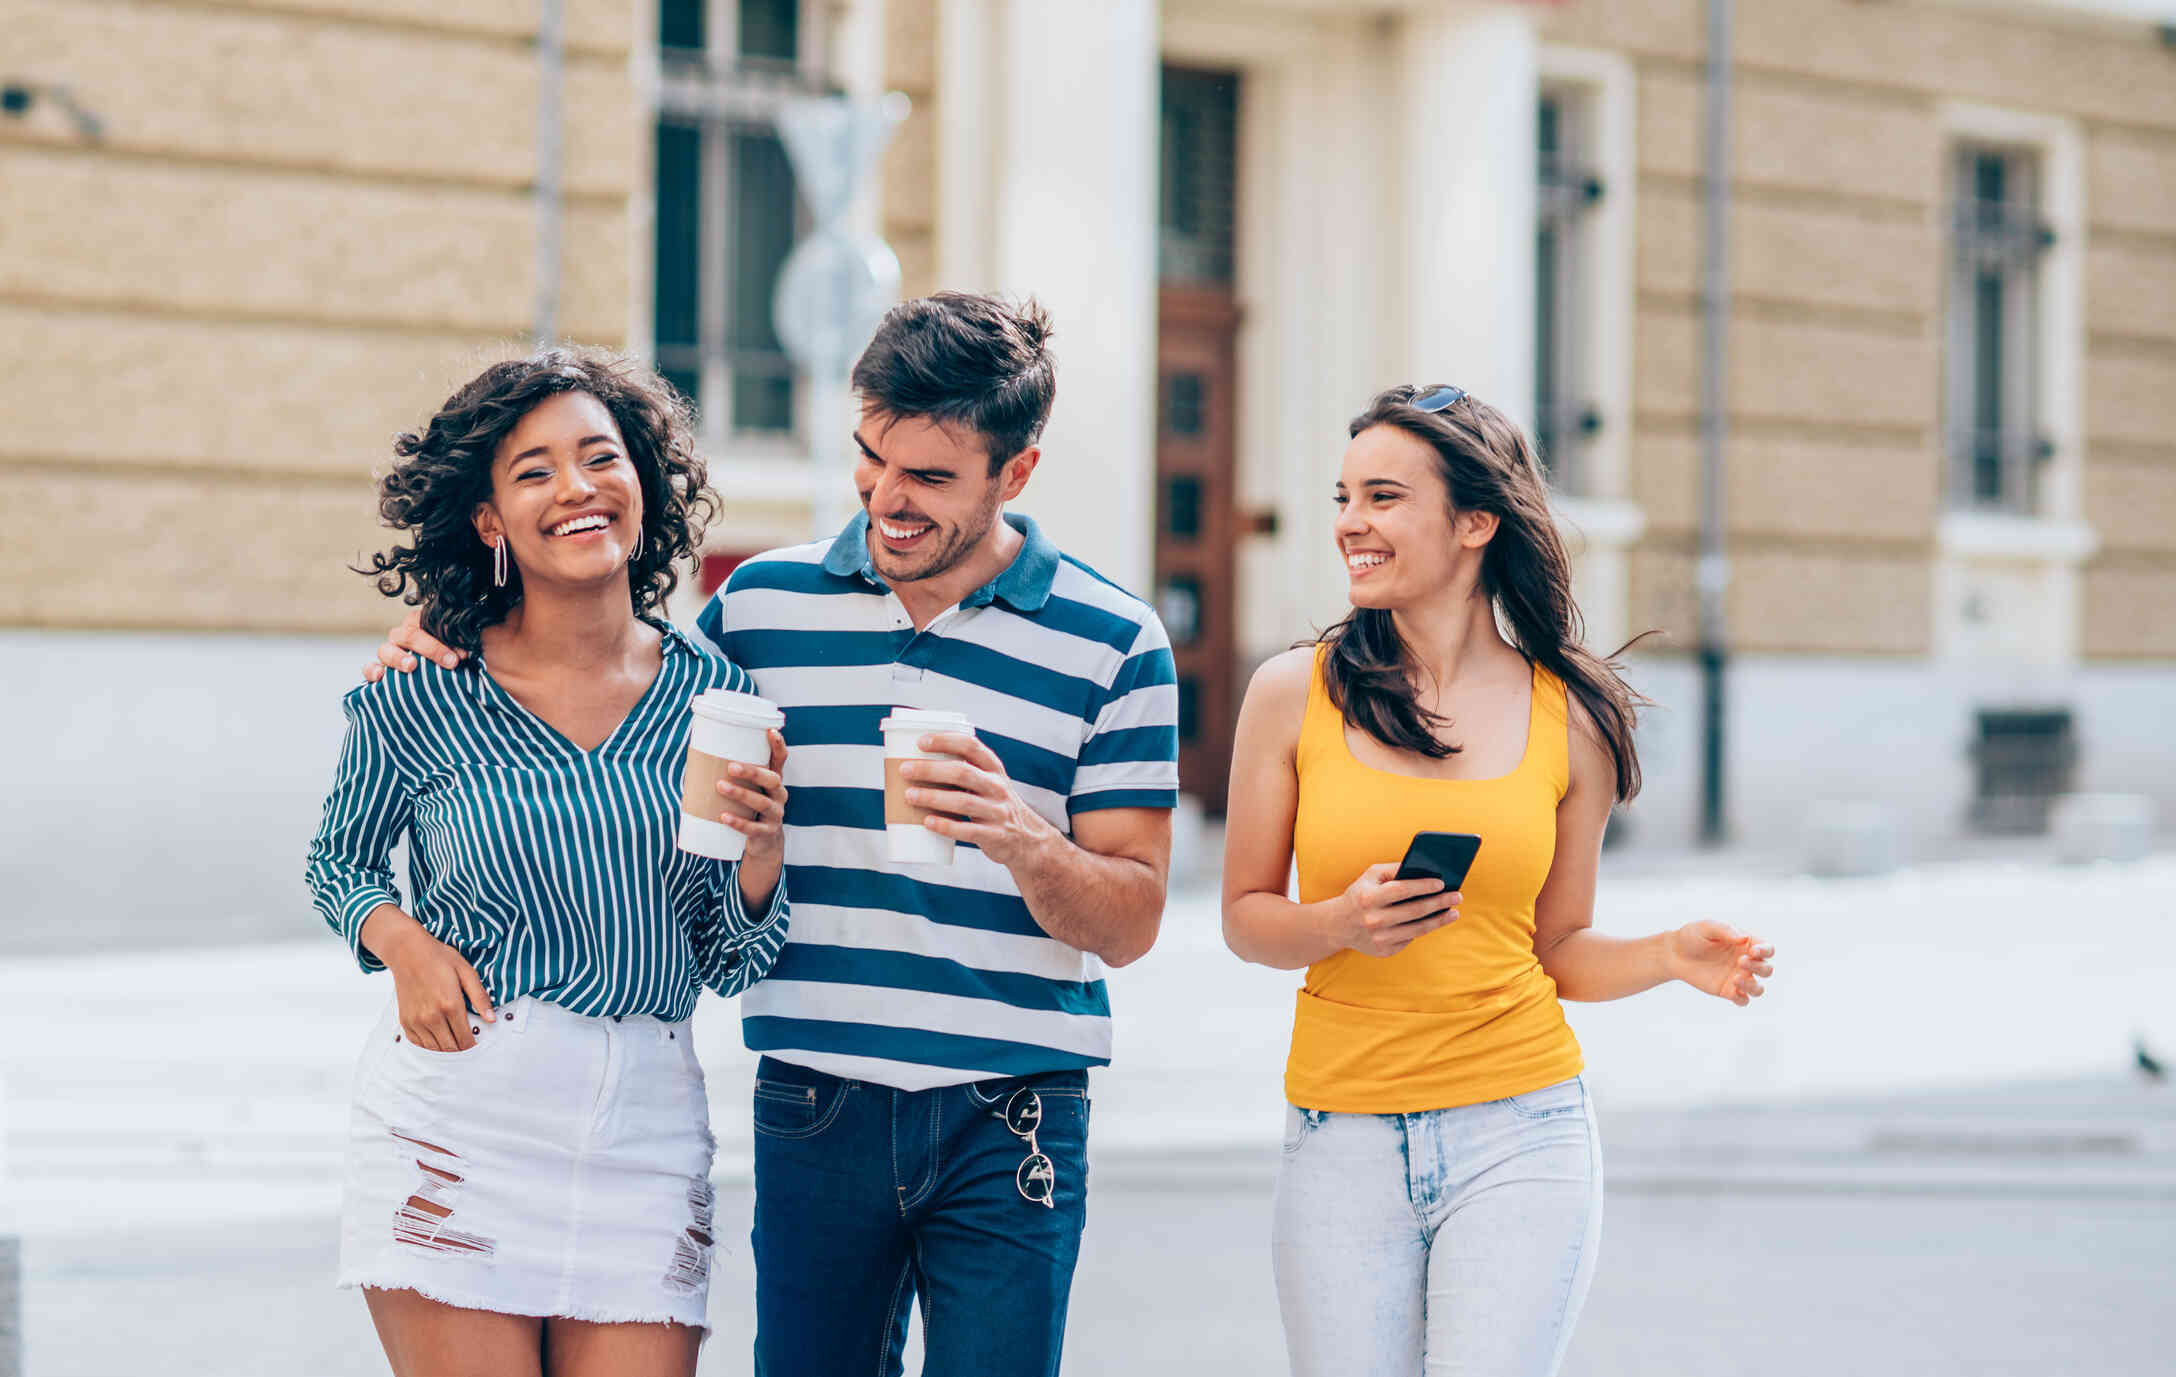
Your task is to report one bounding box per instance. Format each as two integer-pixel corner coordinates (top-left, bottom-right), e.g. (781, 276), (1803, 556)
(1534, 697), (1773, 1003)
(1221, 649), (1457, 970)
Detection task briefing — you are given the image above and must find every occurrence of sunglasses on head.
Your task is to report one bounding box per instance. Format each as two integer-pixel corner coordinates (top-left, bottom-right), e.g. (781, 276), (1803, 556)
(1411, 385), (1469, 413)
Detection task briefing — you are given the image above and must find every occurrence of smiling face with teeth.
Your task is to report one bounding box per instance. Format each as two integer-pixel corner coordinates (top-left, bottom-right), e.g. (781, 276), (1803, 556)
(852, 408), (1037, 591)
(1334, 423), (1497, 613)
(472, 390), (645, 594)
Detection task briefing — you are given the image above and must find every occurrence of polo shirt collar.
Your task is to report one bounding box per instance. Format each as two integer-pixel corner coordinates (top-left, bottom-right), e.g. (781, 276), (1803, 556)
(821, 511), (1059, 613)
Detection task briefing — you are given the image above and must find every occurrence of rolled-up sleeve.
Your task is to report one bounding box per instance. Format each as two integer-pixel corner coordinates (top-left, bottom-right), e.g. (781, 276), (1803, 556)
(690, 861), (789, 998)
(304, 689), (413, 974)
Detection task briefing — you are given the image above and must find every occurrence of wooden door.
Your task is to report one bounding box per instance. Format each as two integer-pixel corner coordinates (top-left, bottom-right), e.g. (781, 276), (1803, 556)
(1154, 286), (1241, 813)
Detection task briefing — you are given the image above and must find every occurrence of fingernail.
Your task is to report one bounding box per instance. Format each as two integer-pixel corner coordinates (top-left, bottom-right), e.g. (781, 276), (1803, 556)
(442, 655), (457, 668)
(404, 657), (416, 670)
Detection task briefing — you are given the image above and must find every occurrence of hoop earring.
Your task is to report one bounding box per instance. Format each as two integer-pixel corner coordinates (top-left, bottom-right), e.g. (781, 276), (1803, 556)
(629, 524), (644, 564)
(492, 536), (508, 588)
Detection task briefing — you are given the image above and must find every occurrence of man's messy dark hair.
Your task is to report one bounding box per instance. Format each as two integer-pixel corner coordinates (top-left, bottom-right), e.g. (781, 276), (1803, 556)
(849, 292), (1056, 473)
(356, 349), (715, 657)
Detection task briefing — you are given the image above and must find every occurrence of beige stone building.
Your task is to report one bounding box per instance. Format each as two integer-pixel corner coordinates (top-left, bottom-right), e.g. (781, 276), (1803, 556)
(5, 0), (2173, 871)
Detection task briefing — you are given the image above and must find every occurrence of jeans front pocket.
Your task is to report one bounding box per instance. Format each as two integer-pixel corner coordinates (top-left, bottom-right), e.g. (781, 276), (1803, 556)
(1281, 1104), (1322, 1153)
(752, 1076), (848, 1140)
(1503, 1076), (1586, 1121)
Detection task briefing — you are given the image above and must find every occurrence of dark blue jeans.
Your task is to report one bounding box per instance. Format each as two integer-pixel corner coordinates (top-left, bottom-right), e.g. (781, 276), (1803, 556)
(750, 1056), (1091, 1376)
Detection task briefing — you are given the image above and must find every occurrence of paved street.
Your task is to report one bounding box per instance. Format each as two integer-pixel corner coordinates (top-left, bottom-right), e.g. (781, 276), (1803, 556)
(6, 851), (2175, 1373)
(20, 1168), (2176, 1376)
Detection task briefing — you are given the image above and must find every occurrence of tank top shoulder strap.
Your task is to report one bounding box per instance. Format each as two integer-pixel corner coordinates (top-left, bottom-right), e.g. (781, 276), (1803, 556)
(1295, 643), (1345, 777)
(1525, 661), (1573, 801)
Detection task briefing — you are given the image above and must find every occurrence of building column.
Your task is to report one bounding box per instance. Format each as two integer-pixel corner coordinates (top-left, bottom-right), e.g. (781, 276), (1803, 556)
(1397, 2), (1539, 428)
(944, 0), (1160, 593)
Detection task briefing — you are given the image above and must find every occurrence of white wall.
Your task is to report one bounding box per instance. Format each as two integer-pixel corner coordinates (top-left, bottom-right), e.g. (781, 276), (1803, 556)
(940, 0), (1163, 595)
(2, 630), (379, 951)
(1395, 2), (1539, 422)
(1621, 655), (2176, 857)
(8, 632), (2168, 960)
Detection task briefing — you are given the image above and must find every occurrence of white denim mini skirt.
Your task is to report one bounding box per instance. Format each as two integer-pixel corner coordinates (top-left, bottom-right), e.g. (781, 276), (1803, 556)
(338, 994), (718, 1333)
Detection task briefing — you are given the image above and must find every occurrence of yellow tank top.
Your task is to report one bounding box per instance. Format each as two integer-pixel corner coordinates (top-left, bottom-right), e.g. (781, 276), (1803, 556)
(1285, 645), (1584, 1112)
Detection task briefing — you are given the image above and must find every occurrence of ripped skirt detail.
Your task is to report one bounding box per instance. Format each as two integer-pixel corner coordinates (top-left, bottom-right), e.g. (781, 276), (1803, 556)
(338, 995), (718, 1334)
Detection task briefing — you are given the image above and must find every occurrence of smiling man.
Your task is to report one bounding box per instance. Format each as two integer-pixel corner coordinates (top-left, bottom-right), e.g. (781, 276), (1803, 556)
(694, 292), (1179, 1375)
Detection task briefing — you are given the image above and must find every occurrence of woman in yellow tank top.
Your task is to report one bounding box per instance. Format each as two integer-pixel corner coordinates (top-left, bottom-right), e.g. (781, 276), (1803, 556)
(1222, 385), (1777, 1377)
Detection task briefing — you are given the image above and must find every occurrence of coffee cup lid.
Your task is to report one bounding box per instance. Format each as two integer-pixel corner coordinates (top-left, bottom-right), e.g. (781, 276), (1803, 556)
(879, 708), (974, 735)
(691, 689), (785, 730)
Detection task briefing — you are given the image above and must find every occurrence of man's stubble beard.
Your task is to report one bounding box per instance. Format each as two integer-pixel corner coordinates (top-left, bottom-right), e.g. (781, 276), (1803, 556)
(873, 477), (1005, 585)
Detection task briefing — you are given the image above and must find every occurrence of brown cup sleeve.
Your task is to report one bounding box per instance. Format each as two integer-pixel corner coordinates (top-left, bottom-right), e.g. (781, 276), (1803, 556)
(683, 748), (759, 821)
(884, 756), (928, 826)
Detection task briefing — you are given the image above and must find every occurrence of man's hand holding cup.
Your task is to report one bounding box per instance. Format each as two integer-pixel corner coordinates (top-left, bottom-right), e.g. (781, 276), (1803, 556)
(895, 728), (1057, 871)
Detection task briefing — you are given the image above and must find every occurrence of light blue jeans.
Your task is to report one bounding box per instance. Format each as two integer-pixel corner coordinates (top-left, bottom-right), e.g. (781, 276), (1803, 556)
(1271, 1076), (1603, 1377)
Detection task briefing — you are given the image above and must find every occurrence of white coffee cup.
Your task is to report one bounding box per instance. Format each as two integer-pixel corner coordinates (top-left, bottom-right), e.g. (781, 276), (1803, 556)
(678, 689), (786, 861)
(879, 708), (976, 866)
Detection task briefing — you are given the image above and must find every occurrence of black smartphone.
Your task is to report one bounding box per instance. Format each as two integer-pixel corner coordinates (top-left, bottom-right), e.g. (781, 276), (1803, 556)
(1395, 831), (1482, 892)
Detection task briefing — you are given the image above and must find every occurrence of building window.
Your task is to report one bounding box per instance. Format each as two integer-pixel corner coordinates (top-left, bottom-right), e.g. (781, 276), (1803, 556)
(1158, 68), (1238, 287)
(1945, 143), (2053, 514)
(654, 0), (810, 440)
(1535, 88), (1604, 493)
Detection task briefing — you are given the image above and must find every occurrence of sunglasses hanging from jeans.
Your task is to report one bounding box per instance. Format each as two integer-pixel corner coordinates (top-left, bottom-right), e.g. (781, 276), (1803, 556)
(1000, 1088), (1056, 1209)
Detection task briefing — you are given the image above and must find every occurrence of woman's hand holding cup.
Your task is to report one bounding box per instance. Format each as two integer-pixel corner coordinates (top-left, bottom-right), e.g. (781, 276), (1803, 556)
(715, 728), (789, 861)
(1328, 863), (1462, 959)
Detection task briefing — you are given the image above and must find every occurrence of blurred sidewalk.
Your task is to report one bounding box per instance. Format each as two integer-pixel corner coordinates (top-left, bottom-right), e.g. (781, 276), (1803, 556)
(4, 851), (2174, 1240)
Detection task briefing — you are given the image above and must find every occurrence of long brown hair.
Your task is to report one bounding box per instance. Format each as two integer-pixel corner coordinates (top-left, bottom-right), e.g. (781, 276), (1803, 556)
(1317, 384), (1650, 802)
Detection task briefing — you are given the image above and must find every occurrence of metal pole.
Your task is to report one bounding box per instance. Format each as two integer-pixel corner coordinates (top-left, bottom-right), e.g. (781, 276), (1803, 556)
(1697, 0), (1733, 847)
(0, 1235), (17, 1377)
(534, 0), (566, 347)
(0, 1070), (19, 1377)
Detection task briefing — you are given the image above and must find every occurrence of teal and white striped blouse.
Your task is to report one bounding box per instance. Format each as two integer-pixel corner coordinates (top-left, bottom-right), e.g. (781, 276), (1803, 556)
(305, 619), (787, 1020)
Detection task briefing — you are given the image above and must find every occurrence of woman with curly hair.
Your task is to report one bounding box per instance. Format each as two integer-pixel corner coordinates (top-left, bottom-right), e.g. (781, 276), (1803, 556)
(305, 349), (789, 1377)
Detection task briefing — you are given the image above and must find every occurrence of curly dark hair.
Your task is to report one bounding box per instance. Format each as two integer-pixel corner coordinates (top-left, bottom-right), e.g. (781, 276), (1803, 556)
(356, 349), (715, 656)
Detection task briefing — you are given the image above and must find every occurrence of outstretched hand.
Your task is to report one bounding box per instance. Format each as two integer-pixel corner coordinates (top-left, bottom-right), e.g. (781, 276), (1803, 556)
(1665, 920), (1774, 1006)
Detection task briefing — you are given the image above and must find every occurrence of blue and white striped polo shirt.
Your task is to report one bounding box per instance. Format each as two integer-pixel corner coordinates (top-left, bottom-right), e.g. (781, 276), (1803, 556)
(693, 511), (1179, 1090)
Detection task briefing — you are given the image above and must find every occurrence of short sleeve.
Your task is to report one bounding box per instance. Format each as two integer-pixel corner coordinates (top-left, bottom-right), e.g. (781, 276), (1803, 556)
(1072, 614), (1180, 815)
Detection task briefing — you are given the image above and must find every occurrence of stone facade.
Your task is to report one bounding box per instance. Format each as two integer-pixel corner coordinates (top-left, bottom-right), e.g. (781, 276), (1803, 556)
(2, 0), (638, 632)
(1539, 0), (2176, 661)
(5, 0), (2170, 669)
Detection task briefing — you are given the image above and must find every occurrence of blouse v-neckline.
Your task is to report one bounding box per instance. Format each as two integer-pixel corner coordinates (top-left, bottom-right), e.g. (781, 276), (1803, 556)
(471, 622), (676, 757)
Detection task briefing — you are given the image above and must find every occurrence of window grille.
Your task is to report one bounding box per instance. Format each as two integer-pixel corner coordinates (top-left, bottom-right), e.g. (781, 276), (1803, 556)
(1158, 69), (1238, 287)
(1946, 144), (2053, 514)
(1536, 91), (1604, 492)
(653, 0), (812, 439)
(1970, 708), (2076, 835)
